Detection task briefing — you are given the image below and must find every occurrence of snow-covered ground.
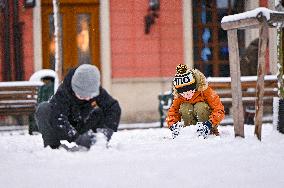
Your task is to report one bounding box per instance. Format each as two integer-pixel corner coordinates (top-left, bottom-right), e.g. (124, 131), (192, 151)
(0, 123), (283, 188)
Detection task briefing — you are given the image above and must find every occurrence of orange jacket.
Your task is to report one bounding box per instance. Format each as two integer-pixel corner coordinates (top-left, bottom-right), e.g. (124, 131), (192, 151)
(166, 69), (225, 127)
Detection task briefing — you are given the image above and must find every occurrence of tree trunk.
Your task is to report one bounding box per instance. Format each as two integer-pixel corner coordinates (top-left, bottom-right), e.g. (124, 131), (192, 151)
(52, 0), (63, 92)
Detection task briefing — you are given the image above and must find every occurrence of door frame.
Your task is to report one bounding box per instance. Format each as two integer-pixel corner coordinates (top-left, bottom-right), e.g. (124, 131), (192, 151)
(41, 1), (100, 76)
(35, 0), (111, 91)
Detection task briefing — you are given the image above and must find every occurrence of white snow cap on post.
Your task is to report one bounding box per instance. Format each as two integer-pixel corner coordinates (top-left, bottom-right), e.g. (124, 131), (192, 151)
(221, 7), (283, 23)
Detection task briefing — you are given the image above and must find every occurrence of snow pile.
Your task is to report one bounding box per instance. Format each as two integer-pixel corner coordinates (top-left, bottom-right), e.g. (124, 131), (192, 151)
(0, 124), (283, 188)
(29, 69), (56, 82)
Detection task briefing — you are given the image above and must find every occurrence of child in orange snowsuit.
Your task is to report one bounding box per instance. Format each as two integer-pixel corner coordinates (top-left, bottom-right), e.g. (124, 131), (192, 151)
(166, 64), (225, 139)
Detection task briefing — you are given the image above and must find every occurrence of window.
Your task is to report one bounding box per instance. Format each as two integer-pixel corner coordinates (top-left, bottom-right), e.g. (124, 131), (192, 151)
(192, 0), (245, 77)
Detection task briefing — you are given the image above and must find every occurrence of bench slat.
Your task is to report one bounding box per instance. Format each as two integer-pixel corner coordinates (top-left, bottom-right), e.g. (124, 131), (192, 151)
(0, 106), (36, 110)
(209, 81), (277, 89)
(0, 93), (37, 100)
(221, 97), (273, 103)
(0, 86), (39, 91)
(0, 101), (36, 108)
(0, 107), (36, 115)
(217, 90), (278, 98)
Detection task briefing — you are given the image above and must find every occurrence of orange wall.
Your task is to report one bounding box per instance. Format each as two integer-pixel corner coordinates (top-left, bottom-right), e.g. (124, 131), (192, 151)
(19, 0), (34, 80)
(110, 0), (184, 78)
(0, 0), (34, 81)
(259, 0), (267, 7)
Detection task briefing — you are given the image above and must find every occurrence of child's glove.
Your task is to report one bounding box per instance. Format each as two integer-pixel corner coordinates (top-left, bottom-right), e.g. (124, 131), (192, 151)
(196, 120), (212, 139)
(169, 122), (183, 139)
(75, 130), (96, 149)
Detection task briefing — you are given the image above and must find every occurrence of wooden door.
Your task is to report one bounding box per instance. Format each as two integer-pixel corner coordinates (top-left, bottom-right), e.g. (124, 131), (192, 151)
(41, 0), (100, 76)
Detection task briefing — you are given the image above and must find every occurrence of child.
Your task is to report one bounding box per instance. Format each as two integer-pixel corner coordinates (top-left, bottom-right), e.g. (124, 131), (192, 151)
(166, 64), (225, 139)
(35, 64), (121, 149)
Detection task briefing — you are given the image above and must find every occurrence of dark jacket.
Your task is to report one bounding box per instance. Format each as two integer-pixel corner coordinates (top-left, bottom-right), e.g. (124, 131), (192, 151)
(49, 68), (121, 141)
(240, 38), (259, 76)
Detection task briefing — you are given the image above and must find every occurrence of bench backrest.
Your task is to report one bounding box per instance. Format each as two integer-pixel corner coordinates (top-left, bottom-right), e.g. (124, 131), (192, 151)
(207, 75), (278, 105)
(0, 81), (43, 115)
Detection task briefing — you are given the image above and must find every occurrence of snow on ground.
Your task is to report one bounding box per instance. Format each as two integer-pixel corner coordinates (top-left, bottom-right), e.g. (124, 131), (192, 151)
(0, 123), (284, 188)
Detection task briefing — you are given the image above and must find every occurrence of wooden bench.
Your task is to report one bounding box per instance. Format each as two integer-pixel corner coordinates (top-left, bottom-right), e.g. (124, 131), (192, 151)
(0, 81), (43, 133)
(207, 75), (278, 106)
(158, 75), (278, 127)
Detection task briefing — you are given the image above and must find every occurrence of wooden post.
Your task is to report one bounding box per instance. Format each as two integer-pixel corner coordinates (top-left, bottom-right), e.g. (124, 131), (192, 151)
(227, 29), (245, 138)
(221, 8), (284, 140)
(254, 21), (269, 140)
(277, 28), (284, 99)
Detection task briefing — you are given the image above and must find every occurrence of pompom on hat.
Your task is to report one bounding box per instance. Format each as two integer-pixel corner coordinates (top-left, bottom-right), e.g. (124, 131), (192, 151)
(71, 64), (101, 98)
(173, 64), (196, 93)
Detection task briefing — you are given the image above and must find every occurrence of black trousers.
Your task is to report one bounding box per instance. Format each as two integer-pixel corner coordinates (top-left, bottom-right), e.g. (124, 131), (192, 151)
(35, 102), (105, 148)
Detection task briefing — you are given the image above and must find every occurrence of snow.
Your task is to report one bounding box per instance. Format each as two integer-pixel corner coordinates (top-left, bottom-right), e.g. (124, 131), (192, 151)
(273, 97), (280, 130)
(0, 123), (284, 188)
(207, 75), (278, 83)
(29, 69), (56, 82)
(0, 81), (43, 87)
(221, 7), (284, 23)
(275, 0), (281, 7)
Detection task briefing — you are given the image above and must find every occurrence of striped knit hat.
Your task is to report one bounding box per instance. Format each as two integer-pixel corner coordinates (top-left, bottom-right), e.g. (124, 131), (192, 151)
(173, 64), (196, 93)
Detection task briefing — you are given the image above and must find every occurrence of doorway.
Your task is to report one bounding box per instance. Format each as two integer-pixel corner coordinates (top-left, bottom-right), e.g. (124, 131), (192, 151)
(41, 0), (100, 76)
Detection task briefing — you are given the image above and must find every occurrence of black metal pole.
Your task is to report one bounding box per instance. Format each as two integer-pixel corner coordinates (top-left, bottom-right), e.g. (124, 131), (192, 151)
(278, 99), (284, 133)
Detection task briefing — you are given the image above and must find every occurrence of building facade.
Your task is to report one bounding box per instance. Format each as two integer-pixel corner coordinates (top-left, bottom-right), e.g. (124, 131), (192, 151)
(0, 0), (277, 123)
(0, 0), (34, 81)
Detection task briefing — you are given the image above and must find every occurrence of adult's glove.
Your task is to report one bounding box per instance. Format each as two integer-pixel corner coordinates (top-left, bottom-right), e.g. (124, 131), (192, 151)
(75, 130), (96, 149)
(196, 120), (212, 139)
(169, 122), (183, 139)
(97, 127), (114, 142)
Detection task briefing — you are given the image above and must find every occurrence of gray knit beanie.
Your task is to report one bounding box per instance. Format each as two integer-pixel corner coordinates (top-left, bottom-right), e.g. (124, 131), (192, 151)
(71, 64), (100, 98)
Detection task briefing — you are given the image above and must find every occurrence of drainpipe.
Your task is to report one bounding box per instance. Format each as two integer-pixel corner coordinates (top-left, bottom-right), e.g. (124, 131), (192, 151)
(13, 0), (24, 80)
